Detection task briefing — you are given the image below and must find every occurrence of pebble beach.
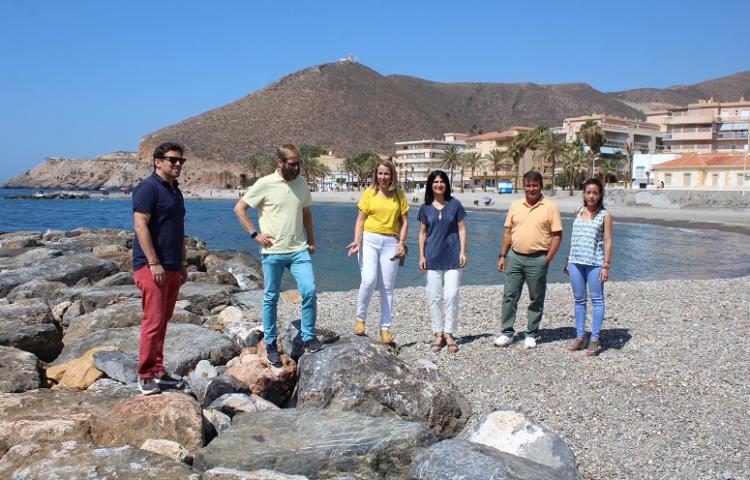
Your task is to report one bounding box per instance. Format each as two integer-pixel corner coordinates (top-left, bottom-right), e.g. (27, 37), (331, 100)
(279, 276), (750, 480)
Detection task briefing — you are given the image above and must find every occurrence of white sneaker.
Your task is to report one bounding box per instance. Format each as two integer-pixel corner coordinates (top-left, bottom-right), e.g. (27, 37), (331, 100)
(493, 335), (513, 347)
(523, 336), (537, 349)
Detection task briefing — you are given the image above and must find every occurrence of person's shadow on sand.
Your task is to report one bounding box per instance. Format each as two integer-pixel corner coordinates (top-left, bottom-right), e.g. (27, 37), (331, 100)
(541, 326), (632, 354)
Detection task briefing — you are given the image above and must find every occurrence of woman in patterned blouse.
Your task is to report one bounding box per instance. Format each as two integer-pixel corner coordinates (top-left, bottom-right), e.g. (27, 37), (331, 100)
(564, 178), (613, 356)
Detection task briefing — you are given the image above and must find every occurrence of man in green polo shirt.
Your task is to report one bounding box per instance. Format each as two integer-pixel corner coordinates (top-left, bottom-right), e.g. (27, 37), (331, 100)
(233, 144), (322, 367)
(494, 170), (562, 349)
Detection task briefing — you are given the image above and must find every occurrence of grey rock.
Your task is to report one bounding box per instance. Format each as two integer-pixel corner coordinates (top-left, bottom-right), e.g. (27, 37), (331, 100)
(0, 346), (44, 393)
(296, 335), (471, 439)
(207, 393), (279, 417)
(186, 360), (219, 402)
(0, 441), (200, 479)
(193, 408), (436, 478)
(93, 350), (139, 384)
(203, 409), (233, 441)
(178, 282), (239, 314)
(0, 232), (41, 251)
(6, 280), (66, 302)
(469, 410), (580, 480)
(0, 247), (62, 270)
(280, 319), (339, 361)
(231, 290), (265, 311)
(0, 253), (118, 296)
(43, 230), (130, 253)
(52, 324), (240, 375)
(224, 252), (264, 291)
(49, 285), (141, 313)
(410, 439), (568, 480)
(188, 271), (239, 287)
(94, 271), (134, 287)
(0, 299), (62, 362)
(202, 468), (309, 480)
(64, 298), (201, 342)
(202, 375), (252, 408)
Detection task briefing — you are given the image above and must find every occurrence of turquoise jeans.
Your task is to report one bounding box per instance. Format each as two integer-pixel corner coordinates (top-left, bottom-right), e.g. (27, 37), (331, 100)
(261, 249), (317, 343)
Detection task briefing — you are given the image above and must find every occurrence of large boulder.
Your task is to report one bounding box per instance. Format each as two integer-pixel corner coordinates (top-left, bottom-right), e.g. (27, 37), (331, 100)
(0, 346), (44, 393)
(0, 441), (200, 479)
(410, 439), (570, 480)
(0, 298), (62, 362)
(91, 391), (204, 453)
(6, 279), (67, 302)
(469, 410), (580, 480)
(93, 350), (139, 384)
(94, 271), (134, 287)
(201, 375), (253, 408)
(49, 284), (142, 313)
(207, 393), (279, 418)
(202, 469), (309, 480)
(226, 348), (297, 406)
(52, 324), (240, 375)
(45, 346), (118, 389)
(223, 252), (264, 291)
(0, 247), (62, 270)
(231, 290), (264, 311)
(0, 253), (119, 295)
(178, 282), (239, 314)
(296, 335), (471, 439)
(279, 319), (338, 361)
(0, 231), (41, 251)
(193, 408), (436, 478)
(0, 380), (138, 450)
(64, 298), (201, 342)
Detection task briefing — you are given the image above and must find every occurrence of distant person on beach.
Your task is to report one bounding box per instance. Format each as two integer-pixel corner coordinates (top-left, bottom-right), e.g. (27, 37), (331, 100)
(563, 178), (613, 356)
(132, 142), (188, 395)
(495, 170), (562, 349)
(417, 170), (467, 353)
(347, 159), (409, 345)
(233, 144), (322, 367)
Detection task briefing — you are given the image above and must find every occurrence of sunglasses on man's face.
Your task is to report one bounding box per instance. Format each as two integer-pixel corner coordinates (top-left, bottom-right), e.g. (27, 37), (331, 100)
(160, 156), (187, 165)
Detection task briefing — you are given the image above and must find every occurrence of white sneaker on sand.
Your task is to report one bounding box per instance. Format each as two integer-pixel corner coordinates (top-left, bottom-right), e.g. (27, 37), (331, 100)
(493, 335), (513, 347)
(523, 336), (537, 349)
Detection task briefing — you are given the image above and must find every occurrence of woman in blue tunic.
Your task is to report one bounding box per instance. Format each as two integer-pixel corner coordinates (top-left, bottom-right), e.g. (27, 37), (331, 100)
(417, 170), (467, 353)
(565, 178), (613, 356)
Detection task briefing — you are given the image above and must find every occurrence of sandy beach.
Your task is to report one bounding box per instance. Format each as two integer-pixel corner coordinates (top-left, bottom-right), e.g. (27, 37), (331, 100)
(186, 188), (750, 234)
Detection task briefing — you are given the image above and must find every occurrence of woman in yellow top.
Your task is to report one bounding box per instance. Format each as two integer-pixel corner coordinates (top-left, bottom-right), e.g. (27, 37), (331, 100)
(347, 159), (409, 344)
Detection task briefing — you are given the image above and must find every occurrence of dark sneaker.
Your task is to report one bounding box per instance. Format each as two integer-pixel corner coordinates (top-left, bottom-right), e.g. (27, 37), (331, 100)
(586, 339), (602, 356)
(304, 337), (324, 353)
(266, 342), (282, 367)
(154, 372), (182, 389)
(138, 377), (161, 396)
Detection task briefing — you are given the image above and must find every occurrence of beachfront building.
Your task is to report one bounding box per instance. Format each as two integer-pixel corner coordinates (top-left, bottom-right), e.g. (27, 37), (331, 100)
(552, 114), (663, 155)
(316, 152), (349, 191)
(631, 153), (679, 188)
(393, 133), (467, 189)
(462, 126), (542, 190)
(646, 98), (750, 154)
(651, 153), (750, 190)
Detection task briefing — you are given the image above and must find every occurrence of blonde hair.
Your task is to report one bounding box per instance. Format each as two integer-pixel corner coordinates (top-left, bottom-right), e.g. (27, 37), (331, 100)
(276, 144), (301, 161)
(370, 159), (399, 192)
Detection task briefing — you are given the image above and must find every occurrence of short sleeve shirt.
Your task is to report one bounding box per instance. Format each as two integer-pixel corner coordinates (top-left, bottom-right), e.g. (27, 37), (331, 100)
(358, 188), (409, 235)
(504, 196), (562, 254)
(417, 198), (466, 270)
(132, 173), (186, 272)
(242, 171), (312, 254)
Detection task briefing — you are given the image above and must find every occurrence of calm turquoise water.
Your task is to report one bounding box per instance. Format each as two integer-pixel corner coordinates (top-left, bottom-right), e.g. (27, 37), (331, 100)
(1, 188), (748, 291)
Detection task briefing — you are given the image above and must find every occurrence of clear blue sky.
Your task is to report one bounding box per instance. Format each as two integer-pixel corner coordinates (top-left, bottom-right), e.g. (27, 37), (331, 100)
(1, 0), (748, 182)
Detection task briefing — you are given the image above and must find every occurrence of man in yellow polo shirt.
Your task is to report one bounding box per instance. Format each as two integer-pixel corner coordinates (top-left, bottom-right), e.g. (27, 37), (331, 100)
(494, 170), (562, 349)
(233, 144), (322, 367)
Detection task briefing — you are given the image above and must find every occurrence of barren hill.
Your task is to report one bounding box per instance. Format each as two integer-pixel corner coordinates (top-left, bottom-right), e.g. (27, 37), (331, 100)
(137, 62), (648, 163)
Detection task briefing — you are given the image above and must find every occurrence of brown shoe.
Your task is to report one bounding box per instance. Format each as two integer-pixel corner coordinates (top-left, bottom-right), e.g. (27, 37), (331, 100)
(586, 339), (602, 356)
(567, 337), (586, 352)
(354, 320), (366, 336)
(379, 329), (395, 345)
(431, 332), (445, 352)
(445, 334), (459, 353)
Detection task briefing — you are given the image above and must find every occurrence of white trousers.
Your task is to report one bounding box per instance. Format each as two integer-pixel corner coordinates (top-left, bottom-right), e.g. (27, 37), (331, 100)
(356, 232), (399, 329)
(426, 269), (462, 334)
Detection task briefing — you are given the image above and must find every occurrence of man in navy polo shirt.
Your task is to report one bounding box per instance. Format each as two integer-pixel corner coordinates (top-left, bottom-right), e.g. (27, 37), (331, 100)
(132, 142), (188, 395)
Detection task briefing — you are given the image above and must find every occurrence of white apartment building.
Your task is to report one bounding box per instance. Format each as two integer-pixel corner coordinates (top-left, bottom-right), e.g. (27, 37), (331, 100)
(394, 133), (467, 187)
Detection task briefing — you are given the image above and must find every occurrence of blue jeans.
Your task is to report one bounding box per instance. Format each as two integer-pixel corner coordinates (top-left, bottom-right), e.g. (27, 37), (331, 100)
(261, 249), (317, 343)
(567, 263), (605, 339)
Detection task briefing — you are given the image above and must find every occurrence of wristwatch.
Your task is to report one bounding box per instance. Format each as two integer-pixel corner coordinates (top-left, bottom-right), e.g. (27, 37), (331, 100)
(498, 253), (505, 259)
(250, 231), (259, 239)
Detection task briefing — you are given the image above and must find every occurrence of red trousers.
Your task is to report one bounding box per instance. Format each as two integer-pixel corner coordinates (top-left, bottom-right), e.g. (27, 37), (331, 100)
(134, 266), (182, 379)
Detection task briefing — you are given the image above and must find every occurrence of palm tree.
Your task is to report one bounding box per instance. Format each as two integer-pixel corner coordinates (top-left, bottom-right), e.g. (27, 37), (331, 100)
(624, 140), (638, 189)
(244, 154), (262, 182)
(301, 157), (331, 191)
(562, 143), (587, 196)
(601, 158), (616, 185)
(485, 149), (509, 189)
(507, 137), (527, 193)
(260, 155), (278, 176)
(534, 131), (567, 195)
(579, 120), (605, 178)
(439, 144), (463, 188)
(462, 152), (482, 192)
